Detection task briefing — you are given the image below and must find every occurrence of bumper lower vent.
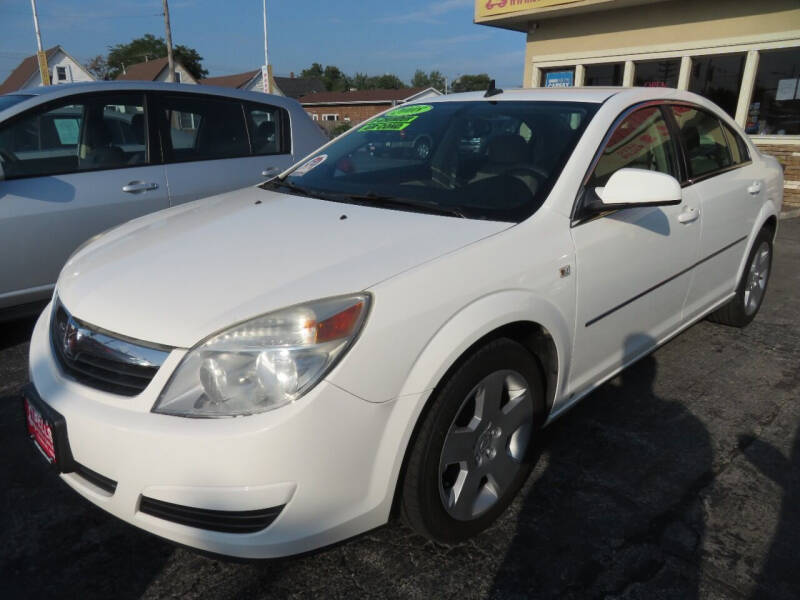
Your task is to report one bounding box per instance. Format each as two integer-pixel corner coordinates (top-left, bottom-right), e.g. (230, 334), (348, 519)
(139, 497), (284, 534)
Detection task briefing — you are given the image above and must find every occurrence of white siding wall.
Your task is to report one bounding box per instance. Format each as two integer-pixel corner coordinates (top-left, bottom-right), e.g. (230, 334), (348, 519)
(20, 50), (93, 90)
(155, 63), (197, 84)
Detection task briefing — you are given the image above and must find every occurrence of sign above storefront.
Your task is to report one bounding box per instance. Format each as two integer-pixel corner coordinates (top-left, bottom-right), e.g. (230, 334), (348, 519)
(475, 0), (580, 19)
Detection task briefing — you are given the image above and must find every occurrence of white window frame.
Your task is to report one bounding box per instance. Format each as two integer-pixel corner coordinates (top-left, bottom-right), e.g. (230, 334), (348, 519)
(311, 113), (319, 121)
(322, 114), (339, 122)
(528, 34), (800, 141)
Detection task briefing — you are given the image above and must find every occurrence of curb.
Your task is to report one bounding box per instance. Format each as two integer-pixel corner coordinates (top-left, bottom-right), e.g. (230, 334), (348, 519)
(780, 207), (800, 220)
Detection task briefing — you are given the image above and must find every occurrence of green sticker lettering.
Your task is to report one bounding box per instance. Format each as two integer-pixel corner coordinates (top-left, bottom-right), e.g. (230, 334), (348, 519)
(360, 115), (419, 132)
(385, 104), (433, 117)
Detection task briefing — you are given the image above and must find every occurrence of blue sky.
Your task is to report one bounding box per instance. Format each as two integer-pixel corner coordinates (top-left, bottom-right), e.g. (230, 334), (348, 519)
(0, 0), (526, 87)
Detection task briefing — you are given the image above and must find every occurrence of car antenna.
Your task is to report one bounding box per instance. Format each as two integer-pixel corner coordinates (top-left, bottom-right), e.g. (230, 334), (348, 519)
(484, 79), (503, 98)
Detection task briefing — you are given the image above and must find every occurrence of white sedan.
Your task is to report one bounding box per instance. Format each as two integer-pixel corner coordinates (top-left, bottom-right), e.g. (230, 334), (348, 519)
(24, 87), (782, 559)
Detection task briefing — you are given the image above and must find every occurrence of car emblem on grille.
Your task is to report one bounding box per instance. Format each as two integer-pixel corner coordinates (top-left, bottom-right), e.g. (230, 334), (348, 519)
(63, 316), (81, 359)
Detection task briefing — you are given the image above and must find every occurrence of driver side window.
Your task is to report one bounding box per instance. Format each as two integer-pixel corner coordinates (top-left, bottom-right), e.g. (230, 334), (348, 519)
(588, 106), (679, 189)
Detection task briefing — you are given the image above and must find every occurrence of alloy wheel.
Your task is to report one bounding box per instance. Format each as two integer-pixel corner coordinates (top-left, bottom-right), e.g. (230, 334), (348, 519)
(438, 369), (533, 521)
(744, 241), (770, 316)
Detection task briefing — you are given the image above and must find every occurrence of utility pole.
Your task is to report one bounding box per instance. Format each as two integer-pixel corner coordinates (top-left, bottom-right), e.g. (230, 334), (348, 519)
(30, 0), (50, 86)
(262, 0), (272, 93)
(162, 0), (176, 82)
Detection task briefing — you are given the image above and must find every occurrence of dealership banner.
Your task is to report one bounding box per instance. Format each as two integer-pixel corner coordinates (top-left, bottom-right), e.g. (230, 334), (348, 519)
(476, 0), (580, 18)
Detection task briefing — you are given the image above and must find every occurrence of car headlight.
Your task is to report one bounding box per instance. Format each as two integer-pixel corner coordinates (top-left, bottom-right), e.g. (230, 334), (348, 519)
(153, 294), (370, 418)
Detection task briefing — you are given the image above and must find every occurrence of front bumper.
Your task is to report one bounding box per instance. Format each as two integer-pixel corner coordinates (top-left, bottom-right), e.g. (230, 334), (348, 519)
(28, 306), (423, 559)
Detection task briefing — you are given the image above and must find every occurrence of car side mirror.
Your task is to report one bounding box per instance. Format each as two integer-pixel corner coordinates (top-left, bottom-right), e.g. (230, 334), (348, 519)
(595, 168), (682, 208)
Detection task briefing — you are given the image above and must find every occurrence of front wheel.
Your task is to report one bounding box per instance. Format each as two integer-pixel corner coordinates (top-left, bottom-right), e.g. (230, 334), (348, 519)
(400, 338), (545, 543)
(708, 227), (773, 327)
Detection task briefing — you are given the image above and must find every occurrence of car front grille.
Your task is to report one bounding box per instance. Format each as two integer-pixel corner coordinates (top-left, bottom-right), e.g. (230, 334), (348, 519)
(50, 300), (170, 397)
(139, 496), (285, 534)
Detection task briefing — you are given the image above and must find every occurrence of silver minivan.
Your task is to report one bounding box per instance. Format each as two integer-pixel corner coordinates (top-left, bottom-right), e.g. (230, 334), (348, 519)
(0, 82), (327, 318)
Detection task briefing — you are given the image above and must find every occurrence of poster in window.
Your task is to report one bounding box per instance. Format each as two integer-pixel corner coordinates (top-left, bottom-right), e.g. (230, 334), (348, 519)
(775, 78), (798, 101)
(545, 71), (574, 88)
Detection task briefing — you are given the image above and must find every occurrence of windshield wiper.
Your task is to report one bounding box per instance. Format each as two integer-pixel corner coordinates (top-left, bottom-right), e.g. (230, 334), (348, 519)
(343, 192), (467, 219)
(262, 178), (313, 197)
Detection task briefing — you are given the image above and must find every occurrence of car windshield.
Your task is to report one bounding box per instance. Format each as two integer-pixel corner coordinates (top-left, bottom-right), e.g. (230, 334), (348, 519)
(265, 100), (597, 222)
(0, 94), (33, 112)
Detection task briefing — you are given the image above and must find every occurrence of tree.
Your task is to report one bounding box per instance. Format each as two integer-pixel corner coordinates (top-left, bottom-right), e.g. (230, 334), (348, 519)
(106, 34), (207, 80)
(452, 73), (492, 93)
(411, 69), (430, 88)
(371, 73), (405, 89)
(301, 62), (324, 80)
(411, 69), (446, 92)
(323, 65), (349, 92)
(428, 70), (446, 93)
(86, 55), (110, 80)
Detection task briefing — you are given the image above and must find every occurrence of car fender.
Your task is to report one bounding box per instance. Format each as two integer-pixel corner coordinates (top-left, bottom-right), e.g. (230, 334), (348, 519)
(395, 289), (572, 410)
(736, 200), (780, 283)
(362, 290), (572, 519)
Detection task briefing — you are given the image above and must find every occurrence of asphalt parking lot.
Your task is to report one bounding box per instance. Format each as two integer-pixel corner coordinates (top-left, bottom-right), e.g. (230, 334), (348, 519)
(1, 217), (798, 600)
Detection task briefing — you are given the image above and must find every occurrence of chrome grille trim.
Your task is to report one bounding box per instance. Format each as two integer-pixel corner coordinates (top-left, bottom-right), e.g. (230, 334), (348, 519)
(50, 299), (171, 396)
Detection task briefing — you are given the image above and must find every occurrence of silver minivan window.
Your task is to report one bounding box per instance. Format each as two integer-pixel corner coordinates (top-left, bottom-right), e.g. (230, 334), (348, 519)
(0, 93), (147, 179)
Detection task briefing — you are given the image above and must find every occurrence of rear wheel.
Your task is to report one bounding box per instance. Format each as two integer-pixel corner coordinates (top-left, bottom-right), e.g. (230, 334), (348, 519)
(400, 338), (545, 543)
(708, 227), (773, 327)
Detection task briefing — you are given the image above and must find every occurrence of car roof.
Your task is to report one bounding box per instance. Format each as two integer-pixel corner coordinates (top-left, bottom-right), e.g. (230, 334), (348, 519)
(416, 86), (704, 106)
(0, 81), (304, 118)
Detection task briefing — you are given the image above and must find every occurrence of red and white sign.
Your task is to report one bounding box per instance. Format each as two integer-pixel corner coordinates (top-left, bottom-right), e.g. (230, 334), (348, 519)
(25, 398), (56, 463)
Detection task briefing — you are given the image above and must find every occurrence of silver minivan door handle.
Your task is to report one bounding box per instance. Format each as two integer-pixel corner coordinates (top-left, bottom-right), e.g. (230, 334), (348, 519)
(747, 181), (763, 195)
(122, 181), (159, 193)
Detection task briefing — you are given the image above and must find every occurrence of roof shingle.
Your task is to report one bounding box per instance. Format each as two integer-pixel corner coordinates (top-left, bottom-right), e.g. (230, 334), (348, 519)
(0, 46), (60, 94)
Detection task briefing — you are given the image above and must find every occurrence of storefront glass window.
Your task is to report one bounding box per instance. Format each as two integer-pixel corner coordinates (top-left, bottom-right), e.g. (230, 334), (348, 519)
(689, 53), (746, 118)
(634, 59), (680, 88)
(541, 67), (575, 88)
(747, 47), (800, 135)
(584, 63), (624, 86)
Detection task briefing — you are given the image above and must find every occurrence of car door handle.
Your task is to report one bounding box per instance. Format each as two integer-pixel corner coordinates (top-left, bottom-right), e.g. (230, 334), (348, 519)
(122, 181), (159, 193)
(262, 167), (280, 178)
(747, 181), (763, 195)
(677, 206), (699, 224)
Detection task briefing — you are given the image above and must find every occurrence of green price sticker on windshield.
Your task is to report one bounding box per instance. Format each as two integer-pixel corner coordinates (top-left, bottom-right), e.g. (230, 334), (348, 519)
(385, 104), (433, 117)
(360, 116), (418, 132)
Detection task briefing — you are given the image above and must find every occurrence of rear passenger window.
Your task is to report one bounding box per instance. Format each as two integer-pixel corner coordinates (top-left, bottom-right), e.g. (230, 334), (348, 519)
(671, 106), (733, 178)
(588, 106), (679, 189)
(721, 122), (750, 165)
(246, 104), (287, 155)
(161, 95), (249, 162)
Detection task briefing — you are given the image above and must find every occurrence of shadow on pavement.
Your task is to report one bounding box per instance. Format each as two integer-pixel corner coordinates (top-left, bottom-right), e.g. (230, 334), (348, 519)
(742, 428), (800, 599)
(0, 388), (175, 600)
(490, 334), (713, 598)
(0, 316), (37, 351)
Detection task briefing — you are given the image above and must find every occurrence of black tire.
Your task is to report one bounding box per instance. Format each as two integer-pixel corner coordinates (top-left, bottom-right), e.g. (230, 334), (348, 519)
(708, 227), (773, 327)
(400, 338), (546, 543)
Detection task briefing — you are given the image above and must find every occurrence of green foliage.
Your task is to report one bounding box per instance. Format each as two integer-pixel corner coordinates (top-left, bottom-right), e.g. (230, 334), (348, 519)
(106, 34), (208, 80)
(452, 73), (492, 93)
(300, 64), (407, 91)
(330, 122), (352, 137)
(411, 69), (445, 92)
(86, 55), (110, 80)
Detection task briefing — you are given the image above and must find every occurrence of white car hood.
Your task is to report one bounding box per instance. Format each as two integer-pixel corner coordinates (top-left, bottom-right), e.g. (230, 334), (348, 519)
(58, 187), (510, 348)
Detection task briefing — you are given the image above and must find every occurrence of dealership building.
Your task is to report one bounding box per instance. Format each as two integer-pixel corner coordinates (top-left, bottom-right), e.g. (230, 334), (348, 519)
(475, 0), (800, 204)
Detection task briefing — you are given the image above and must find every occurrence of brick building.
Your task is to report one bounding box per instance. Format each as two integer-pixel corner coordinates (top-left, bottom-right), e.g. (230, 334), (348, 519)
(299, 87), (442, 127)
